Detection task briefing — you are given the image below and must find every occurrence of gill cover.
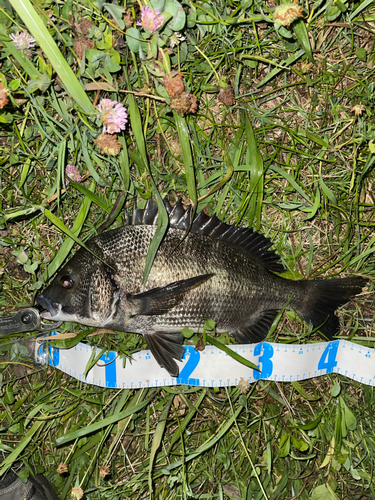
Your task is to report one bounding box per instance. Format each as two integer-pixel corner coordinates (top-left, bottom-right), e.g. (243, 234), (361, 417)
(37, 248), (119, 327)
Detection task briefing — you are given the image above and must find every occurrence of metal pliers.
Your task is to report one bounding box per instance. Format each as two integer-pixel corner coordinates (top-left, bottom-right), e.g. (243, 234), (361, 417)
(0, 307), (62, 336)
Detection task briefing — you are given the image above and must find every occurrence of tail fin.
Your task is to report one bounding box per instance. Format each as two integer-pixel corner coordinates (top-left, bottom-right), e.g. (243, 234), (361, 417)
(298, 276), (367, 339)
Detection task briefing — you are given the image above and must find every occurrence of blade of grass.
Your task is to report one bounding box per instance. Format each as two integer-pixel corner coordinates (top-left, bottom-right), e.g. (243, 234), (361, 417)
(0, 420), (45, 476)
(77, 129), (107, 186)
(127, 93), (149, 170)
(174, 112), (197, 210)
(44, 209), (97, 258)
(18, 157), (31, 191)
(127, 91), (169, 286)
(268, 164), (314, 205)
(257, 49), (305, 87)
(245, 113), (264, 229)
(55, 396), (153, 446)
(10, 0), (95, 114)
(97, 193), (126, 232)
(226, 387), (270, 500)
(105, 390), (146, 464)
(43, 182), (93, 280)
(164, 404), (244, 472)
(118, 136), (130, 192)
(142, 191), (169, 287)
(205, 334), (259, 371)
(148, 394), (173, 495)
(3, 40), (42, 79)
(69, 181), (111, 213)
(292, 19), (314, 63)
(350, 0), (373, 19)
(168, 389), (207, 450)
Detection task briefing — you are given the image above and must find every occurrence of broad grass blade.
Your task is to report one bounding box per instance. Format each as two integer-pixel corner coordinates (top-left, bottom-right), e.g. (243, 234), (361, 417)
(127, 92), (169, 286)
(269, 165), (313, 205)
(174, 112), (197, 210)
(118, 136), (130, 192)
(0, 421), (45, 476)
(165, 405), (244, 471)
(148, 395), (173, 494)
(168, 389), (207, 450)
(3, 41), (41, 79)
(55, 396), (153, 445)
(44, 209), (94, 255)
(142, 191), (169, 286)
(245, 113), (264, 229)
(293, 19), (314, 62)
(206, 334), (259, 371)
(105, 390), (146, 462)
(43, 183), (94, 280)
(127, 93), (148, 169)
(69, 181), (111, 213)
(257, 49), (305, 87)
(350, 0), (373, 19)
(10, 0), (95, 114)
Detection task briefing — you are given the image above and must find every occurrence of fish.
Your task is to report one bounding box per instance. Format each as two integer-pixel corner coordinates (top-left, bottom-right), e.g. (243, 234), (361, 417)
(36, 199), (367, 377)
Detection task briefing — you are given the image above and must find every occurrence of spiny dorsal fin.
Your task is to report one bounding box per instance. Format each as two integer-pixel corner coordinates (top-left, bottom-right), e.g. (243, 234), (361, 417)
(125, 198), (285, 273)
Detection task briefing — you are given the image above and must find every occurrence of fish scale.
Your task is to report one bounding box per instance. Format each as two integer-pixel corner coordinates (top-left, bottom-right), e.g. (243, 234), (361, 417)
(107, 226), (264, 331)
(36, 199), (367, 377)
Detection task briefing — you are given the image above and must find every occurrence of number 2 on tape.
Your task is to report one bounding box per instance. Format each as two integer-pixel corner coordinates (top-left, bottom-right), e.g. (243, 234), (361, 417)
(253, 342), (274, 380)
(317, 341), (339, 373)
(178, 346), (200, 385)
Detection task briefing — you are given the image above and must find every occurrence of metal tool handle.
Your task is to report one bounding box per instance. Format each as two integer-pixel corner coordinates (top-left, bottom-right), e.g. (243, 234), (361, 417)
(0, 308), (62, 336)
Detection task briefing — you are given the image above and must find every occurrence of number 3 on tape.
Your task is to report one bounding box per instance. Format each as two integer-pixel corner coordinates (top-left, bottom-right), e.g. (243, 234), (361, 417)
(253, 342), (274, 380)
(317, 341), (339, 373)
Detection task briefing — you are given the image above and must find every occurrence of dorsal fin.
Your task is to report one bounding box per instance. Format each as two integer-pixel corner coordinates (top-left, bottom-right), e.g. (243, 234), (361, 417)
(125, 199), (285, 273)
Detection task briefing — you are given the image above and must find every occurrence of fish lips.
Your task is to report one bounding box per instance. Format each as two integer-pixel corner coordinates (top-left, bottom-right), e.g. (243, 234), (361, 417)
(36, 294), (61, 319)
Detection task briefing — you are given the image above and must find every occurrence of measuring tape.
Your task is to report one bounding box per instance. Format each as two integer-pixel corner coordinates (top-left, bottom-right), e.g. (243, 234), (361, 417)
(35, 337), (375, 389)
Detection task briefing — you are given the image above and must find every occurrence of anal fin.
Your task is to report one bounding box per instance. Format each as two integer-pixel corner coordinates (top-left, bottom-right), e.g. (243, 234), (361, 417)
(144, 332), (185, 377)
(233, 310), (278, 344)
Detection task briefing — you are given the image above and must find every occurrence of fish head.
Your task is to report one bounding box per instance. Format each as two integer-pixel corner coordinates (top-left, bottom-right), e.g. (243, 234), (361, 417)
(36, 251), (119, 327)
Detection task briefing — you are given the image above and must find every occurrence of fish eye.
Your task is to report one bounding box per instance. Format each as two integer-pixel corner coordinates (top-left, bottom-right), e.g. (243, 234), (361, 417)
(60, 274), (75, 289)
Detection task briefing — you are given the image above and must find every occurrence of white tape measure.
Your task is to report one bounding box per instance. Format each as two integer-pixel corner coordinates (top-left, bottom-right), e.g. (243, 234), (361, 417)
(35, 337), (375, 389)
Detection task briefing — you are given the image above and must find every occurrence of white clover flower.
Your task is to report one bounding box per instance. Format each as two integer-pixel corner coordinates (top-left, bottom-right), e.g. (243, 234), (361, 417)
(9, 31), (36, 51)
(170, 32), (186, 48)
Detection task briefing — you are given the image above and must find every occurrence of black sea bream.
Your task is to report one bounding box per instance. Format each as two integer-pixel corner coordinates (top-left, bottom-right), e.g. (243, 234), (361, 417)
(36, 199), (367, 377)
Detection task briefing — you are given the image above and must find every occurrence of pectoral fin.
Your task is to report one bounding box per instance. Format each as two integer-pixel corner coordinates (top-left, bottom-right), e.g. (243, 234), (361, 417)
(127, 273), (214, 317)
(144, 332), (185, 377)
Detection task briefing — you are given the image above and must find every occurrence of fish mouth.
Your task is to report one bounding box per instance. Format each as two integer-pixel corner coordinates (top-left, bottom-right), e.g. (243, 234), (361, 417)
(36, 294), (61, 319)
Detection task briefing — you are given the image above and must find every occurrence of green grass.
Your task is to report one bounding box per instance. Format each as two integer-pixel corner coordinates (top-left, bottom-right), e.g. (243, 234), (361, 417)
(0, 0), (375, 498)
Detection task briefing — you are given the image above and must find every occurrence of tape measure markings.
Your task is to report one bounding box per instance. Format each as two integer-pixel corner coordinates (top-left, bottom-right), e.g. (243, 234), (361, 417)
(35, 339), (375, 389)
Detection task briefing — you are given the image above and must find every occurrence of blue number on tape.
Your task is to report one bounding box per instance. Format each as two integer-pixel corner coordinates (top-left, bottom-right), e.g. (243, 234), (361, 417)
(253, 342), (274, 380)
(178, 346), (200, 385)
(50, 332), (60, 366)
(50, 345), (59, 367)
(38, 331), (60, 366)
(317, 341), (339, 373)
(100, 351), (117, 388)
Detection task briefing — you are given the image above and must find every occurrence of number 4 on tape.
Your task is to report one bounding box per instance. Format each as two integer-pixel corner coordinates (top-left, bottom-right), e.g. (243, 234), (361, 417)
(317, 341), (339, 373)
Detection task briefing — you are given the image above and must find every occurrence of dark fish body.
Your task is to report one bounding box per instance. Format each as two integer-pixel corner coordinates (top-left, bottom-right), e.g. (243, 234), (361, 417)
(37, 200), (367, 376)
